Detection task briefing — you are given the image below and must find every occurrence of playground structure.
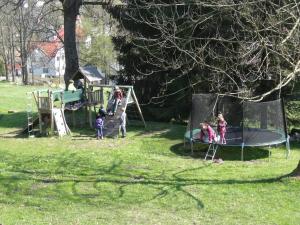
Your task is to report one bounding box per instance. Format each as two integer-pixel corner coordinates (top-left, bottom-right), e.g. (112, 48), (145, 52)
(26, 88), (87, 136)
(88, 84), (146, 137)
(184, 94), (290, 161)
(25, 67), (146, 137)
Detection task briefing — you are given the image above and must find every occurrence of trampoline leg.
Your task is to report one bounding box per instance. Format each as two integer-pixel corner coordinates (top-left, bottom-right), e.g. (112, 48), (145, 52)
(286, 136), (291, 159)
(268, 146), (271, 162)
(191, 140), (194, 155)
(241, 143), (245, 161)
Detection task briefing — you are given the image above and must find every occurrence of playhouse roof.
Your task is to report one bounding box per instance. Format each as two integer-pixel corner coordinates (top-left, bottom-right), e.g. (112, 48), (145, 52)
(72, 65), (105, 83)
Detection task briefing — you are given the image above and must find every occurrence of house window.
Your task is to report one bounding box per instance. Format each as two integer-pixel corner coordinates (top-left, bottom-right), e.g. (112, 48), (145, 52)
(43, 68), (49, 73)
(57, 56), (60, 61)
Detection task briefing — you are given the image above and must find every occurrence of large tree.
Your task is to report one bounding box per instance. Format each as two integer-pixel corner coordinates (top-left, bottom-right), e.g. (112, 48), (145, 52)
(59, 0), (81, 89)
(110, 0), (300, 108)
(58, 0), (114, 89)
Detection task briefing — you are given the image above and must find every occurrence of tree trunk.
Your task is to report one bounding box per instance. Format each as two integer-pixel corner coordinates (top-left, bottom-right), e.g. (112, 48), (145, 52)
(8, 46), (15, 82)
(30, 56), (34, 85)
(63, 1), (80, 90)
(0, 26), (9, 81)
(4, 58), (8, 81)
(21, 49), (28, 84)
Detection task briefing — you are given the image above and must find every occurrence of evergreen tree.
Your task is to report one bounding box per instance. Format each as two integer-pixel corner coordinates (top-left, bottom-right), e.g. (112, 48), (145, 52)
(109, 0), (300, 120)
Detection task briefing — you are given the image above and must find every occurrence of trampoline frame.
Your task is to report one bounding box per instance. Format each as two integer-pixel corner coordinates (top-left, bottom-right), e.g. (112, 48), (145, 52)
(184, 129), (290, 161)
(185, 96), (291, 161)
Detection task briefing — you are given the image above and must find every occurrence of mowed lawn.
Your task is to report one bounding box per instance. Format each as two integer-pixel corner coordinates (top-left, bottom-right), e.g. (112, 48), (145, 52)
(0, 81), (299, 225)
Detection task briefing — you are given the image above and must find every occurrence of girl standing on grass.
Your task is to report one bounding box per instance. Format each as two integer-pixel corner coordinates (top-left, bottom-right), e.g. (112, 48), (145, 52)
(95, 114), (104, 139)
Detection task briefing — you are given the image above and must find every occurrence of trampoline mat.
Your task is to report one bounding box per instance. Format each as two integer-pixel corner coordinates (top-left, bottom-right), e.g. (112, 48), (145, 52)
(184, 127), (286, 146)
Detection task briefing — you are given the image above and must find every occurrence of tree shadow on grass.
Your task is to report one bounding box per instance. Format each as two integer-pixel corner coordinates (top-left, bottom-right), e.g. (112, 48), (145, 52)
(0, 110), (96, 139)
(0, 114), (185, 140)
(170, 143), (270, 161)
(0, 111), (28, 130)
(128, 121), (186, 140)
(0, 150), (285, 211)
(290, 142), (300, 151)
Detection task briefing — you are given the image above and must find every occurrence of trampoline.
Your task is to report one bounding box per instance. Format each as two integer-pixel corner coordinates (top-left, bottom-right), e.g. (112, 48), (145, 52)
(185, 94), (290, 160)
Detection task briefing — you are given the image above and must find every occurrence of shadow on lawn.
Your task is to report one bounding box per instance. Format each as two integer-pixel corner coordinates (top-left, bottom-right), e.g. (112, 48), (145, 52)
(129, 121), (186, 140)
(0, 110), (92, 138)
(0, 111), (27, 129)
(0, 112), (29, 138)
(0, 111), (184, 140)
(170, 143), (270, 161)
(0, 151), (284, 210)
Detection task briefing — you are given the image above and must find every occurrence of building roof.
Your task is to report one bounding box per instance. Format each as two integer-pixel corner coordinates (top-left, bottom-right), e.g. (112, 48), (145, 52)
(72, 65), (105, 83)
(37, 41), (62, 58)
(31, 24), (84, 59)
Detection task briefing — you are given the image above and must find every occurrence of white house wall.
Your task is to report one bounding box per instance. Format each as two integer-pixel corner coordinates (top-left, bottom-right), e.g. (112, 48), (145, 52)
(27, 47), (66, 78)
(54, 48), (65, 77)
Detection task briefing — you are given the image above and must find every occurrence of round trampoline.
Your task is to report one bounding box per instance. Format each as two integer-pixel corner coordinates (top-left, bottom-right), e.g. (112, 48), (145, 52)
(184, 127), (286, 147)
(185, 94), (290, 160)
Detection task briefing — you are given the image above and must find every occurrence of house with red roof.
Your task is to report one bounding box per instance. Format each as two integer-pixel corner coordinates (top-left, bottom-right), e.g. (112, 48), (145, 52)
(27, 24), (84, 79)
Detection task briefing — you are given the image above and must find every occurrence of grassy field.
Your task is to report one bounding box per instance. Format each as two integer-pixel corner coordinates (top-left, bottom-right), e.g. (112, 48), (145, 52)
(0, 81), (299, 225)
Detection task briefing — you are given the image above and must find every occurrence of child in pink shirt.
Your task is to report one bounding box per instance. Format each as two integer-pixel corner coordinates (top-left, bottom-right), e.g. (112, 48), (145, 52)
(199, 122), (217, 143)
(217, 113), (227, 144)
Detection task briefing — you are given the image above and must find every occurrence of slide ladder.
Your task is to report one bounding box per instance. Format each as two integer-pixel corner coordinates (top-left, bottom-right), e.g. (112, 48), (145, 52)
(52, 108), (71, 136)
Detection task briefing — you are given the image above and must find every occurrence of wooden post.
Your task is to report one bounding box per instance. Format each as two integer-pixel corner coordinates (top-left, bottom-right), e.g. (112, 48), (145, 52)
(131, 88), (146, 128)
(37, 91), (42, 135)
(32, 92), (38, 107)
(88, 86), (93, 128)
(124, 88), (131, 125)
(124, 87), (131, 111)
(84, 78), (88, 125)
(49, 90), (54, 134)
(100, 87), (104, 105)
(72, 110), (76, 127)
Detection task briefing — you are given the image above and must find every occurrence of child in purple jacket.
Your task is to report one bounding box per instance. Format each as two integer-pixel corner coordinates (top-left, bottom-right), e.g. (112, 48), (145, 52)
(95, 113), (104, 139)
(199, 122), (217, 143)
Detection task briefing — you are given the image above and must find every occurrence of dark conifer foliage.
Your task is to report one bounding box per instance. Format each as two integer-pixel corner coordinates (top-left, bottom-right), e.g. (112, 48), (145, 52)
(109, 0), (300, 120)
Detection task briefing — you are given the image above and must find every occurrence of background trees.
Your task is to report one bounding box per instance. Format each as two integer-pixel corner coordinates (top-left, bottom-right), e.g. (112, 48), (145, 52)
(1, 0), (299, 115)
(79, 6), (117, 77)
(0, 0), (63, 83)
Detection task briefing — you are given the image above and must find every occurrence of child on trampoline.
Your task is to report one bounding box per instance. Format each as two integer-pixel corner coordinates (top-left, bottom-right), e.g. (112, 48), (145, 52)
(199, 122), (218, 143)
(95, 113), (104, 139)
(217, 112), (227, 144)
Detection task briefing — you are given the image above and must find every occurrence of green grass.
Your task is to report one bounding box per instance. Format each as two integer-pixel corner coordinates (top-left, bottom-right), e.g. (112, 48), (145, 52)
(0, 81), (299, 225)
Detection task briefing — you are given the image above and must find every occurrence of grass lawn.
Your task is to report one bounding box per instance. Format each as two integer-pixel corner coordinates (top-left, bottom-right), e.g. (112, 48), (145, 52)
(0, 81), (299, 225)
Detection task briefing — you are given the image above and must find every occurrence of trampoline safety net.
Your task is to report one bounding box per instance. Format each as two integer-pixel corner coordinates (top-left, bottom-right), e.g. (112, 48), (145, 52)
(186, 94), (287, 146)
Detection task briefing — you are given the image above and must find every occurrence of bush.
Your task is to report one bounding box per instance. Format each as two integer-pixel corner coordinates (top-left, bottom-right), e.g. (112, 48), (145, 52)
(286, 100), (300, 129)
